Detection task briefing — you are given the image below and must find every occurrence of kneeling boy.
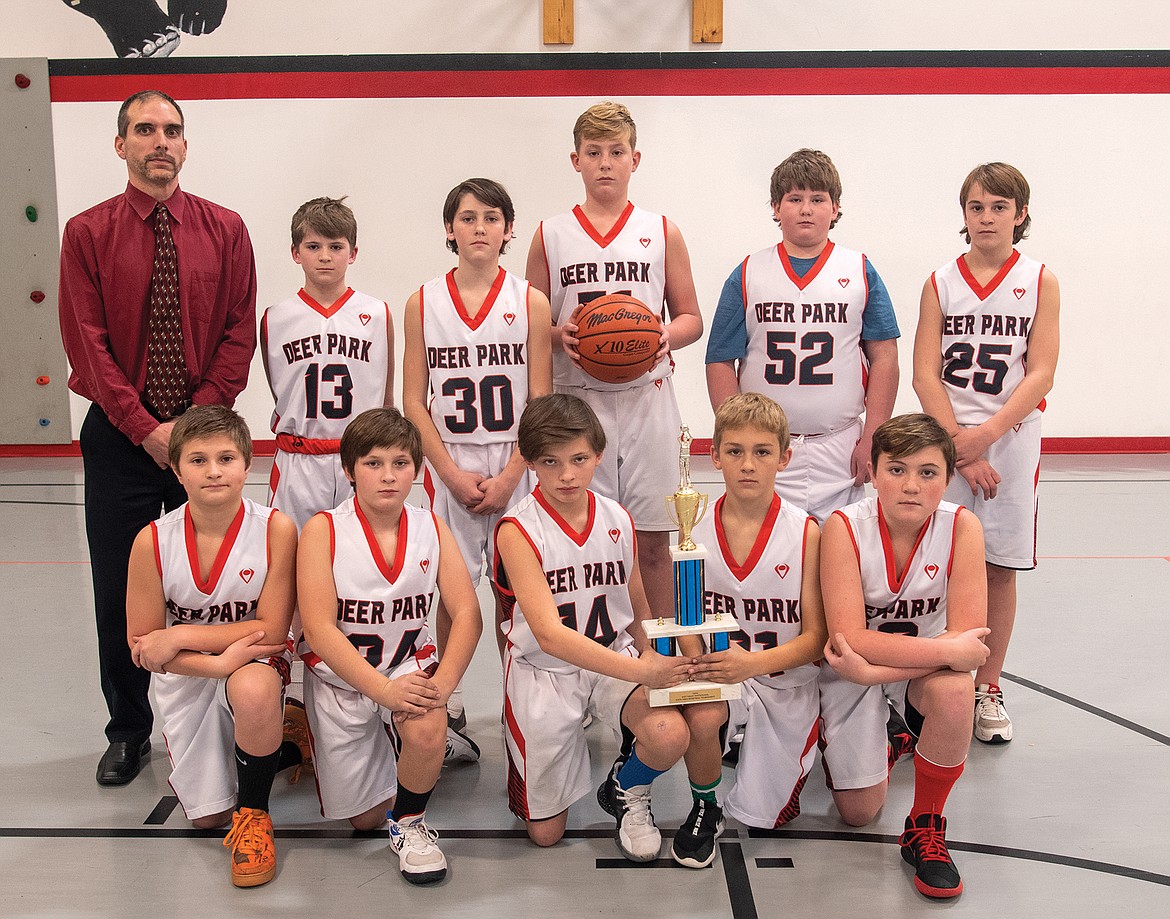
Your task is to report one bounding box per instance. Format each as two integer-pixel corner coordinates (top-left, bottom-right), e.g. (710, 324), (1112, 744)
(126, 406), (299, 888)
(676, 393), (826, 868)
(819, 413), (990, 898)
(297, 408), (482, 885)
(494, 394), (695, 861)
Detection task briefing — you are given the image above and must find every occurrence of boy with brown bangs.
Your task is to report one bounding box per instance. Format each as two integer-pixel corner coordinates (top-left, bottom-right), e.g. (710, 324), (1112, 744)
(297, 408), (481, 885)
(705, 148), (900, 522)
(526, 101), (704, 632)
(493, 394), (703, 862)
(262, 196), (394, 530)
(671, 393), (826, 868)
(913, 162), (1060, 745)
(819, 413), (990, 898)
(403, 178), (552, 746)
(126, 405), (299, 888)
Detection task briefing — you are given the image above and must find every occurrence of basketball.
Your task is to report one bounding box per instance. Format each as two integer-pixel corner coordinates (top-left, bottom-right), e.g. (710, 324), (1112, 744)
(574, 294), (663, 384)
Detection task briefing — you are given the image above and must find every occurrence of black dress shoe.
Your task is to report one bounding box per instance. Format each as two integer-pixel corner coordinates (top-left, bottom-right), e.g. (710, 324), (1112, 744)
(96, 739), (151, 786)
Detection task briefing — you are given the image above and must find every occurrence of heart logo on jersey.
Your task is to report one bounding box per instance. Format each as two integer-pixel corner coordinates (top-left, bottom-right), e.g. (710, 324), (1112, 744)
(838, 278), (850, 288)
(239, 568), (255, 584)
(420, 558), (430, 573)
(639, 237), (652, 248)
(359, 312), (372, 325)
(775, 564), (790, 579)
(504, 312), (516, 325)
(609, 528), (621, 543)
(1013, 423), (1022, 432)
(924, 564), (939, 580)
(1013, 288), (1026, 300)
(654, 379), (664, 390)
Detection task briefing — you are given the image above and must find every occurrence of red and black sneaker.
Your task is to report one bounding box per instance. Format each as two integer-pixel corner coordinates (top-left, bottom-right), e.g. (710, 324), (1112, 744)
(886, 702), (917, 773)
(899, 813), (963, 898)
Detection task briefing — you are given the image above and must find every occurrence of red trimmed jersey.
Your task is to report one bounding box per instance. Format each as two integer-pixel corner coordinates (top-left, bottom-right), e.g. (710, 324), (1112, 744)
(831, 496), (963, 640)
(931, 250), (1045, 426)
(495, 487), (637, 673)
(262, 288), (391, 440)
(538, 203), (670, 391)
(737, 241), (869, 434)
(152, 498), (273, 628)
(299, 497), (438, 691)
(693, 493), (818, 689)
(421, 266), (531, 445)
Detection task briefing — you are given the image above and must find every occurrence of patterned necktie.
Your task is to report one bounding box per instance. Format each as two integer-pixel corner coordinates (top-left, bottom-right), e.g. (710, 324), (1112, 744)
(144, 202), (186, 418)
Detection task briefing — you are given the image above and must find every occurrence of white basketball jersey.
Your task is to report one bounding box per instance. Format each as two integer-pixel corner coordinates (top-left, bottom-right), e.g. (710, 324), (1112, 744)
(152, 498), (273, 627)
(262, 288), (390, 439)
(299, 497), (438, 690)
(931, 250), (1045, 426)
(496, 488), (637, 673)
(539, 203), (670, 391)
(421, 267), (531, 445)
(693, 493), (818, 690)
(738, 242), (869, 434)
(832, 496), (963, 640)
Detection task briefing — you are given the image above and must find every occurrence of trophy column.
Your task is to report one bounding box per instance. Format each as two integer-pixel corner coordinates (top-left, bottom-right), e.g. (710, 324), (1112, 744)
(643, 425), (741, 707)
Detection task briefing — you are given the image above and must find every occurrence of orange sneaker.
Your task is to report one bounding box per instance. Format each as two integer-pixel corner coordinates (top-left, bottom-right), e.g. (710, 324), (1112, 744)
(222, 807), (277, 888)
(282, 699), (313, 784)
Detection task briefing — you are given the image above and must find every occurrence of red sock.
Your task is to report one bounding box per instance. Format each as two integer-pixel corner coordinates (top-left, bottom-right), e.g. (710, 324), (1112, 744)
(910, 751), (964, 819)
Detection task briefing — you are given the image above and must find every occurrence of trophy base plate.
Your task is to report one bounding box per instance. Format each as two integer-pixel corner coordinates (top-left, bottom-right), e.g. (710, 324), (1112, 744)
(648, 680), (742, 707)
(643, 615), (739, 640)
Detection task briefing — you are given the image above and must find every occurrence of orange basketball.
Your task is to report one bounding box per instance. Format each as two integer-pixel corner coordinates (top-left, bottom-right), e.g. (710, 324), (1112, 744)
(574, 294), (663, 385)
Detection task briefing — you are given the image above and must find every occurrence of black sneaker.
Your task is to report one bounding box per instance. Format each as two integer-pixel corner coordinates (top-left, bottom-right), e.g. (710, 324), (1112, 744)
(886, 701), (917, 772)
(670, 798), (724, 868)
(899, 813), (963, 898)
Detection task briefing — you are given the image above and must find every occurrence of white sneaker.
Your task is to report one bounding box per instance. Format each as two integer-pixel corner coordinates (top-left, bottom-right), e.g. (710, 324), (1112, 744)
(974, 683), (1013, 743)
(597, 762), (661, 862)
(388, 814), (447, 884)
(443, 726), (481, 765)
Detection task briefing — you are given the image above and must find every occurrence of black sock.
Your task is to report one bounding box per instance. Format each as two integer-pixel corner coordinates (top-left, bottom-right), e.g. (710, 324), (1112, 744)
(390, 784), (434, 823)
(235, 744), (281, 813)
(276, 739), (303, 773)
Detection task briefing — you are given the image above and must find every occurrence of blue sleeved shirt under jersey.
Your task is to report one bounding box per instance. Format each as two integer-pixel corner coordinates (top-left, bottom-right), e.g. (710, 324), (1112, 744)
(704, 253), (900, 364)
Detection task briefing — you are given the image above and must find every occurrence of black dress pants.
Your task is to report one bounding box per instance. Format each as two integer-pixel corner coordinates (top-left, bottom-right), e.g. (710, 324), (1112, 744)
(80, 404), (186, 744)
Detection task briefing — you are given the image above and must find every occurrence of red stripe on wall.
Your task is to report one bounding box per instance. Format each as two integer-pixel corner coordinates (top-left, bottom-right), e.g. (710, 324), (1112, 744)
(4, 437), (1167, 458)
(48, 67), (1170, 102)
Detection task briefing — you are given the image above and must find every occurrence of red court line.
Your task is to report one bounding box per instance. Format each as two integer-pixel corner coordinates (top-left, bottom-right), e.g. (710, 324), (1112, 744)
(48, 66), (1170, 102)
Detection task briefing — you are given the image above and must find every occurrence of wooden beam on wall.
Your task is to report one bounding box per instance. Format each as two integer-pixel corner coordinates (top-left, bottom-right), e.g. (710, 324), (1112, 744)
(692, 0), (723, 43)
(544, 0), (574, 44)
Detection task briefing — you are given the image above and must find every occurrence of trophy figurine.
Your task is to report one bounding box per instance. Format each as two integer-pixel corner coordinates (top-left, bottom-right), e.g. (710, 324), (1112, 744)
(643, 426), (741, 706)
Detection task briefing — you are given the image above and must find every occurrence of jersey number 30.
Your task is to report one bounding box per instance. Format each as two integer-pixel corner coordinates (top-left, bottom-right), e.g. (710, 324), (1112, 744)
(442, 375), (515, 434)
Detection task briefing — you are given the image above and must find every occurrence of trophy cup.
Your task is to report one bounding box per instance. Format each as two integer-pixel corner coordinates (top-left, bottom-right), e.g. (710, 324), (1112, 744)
(643, 426), (741, 706)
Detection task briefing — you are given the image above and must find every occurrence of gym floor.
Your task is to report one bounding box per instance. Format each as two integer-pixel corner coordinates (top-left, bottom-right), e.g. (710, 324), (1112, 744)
(1, 452), (1167, 916)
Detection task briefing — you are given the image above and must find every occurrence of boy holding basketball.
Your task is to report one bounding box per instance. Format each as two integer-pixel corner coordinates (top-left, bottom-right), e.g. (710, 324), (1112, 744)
(297, 408), (482, 885)
(402, 179), (552, 737)
(705, 148), (900, 522)
(912, 163), (1060, 743)
(494, 394), (706, 861)
(126, 405), (299, 887)
(819, 413), (989, 898)
(526, 101), (704, 623)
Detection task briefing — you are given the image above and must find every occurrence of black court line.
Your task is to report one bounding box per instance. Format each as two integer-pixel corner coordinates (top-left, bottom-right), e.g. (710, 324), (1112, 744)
(1001, 671), (1170, 746)
(755, 857), (794, 868)
(595, 858), (677, 869)
(720, 843), (759, 919)
(143, 796), (179, 825)
(0, 500), (84, 507)
(745, 828), (1170, 888)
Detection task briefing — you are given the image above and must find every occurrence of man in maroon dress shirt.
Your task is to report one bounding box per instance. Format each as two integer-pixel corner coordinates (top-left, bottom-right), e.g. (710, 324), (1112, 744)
(59, 90), (257, 785)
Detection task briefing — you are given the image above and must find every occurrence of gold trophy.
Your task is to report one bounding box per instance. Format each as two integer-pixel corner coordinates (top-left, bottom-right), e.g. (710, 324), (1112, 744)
(643, 426), (741, 706)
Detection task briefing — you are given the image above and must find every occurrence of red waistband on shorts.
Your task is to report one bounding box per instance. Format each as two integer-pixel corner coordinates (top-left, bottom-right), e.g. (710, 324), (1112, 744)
(276, 433), (341, 455)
